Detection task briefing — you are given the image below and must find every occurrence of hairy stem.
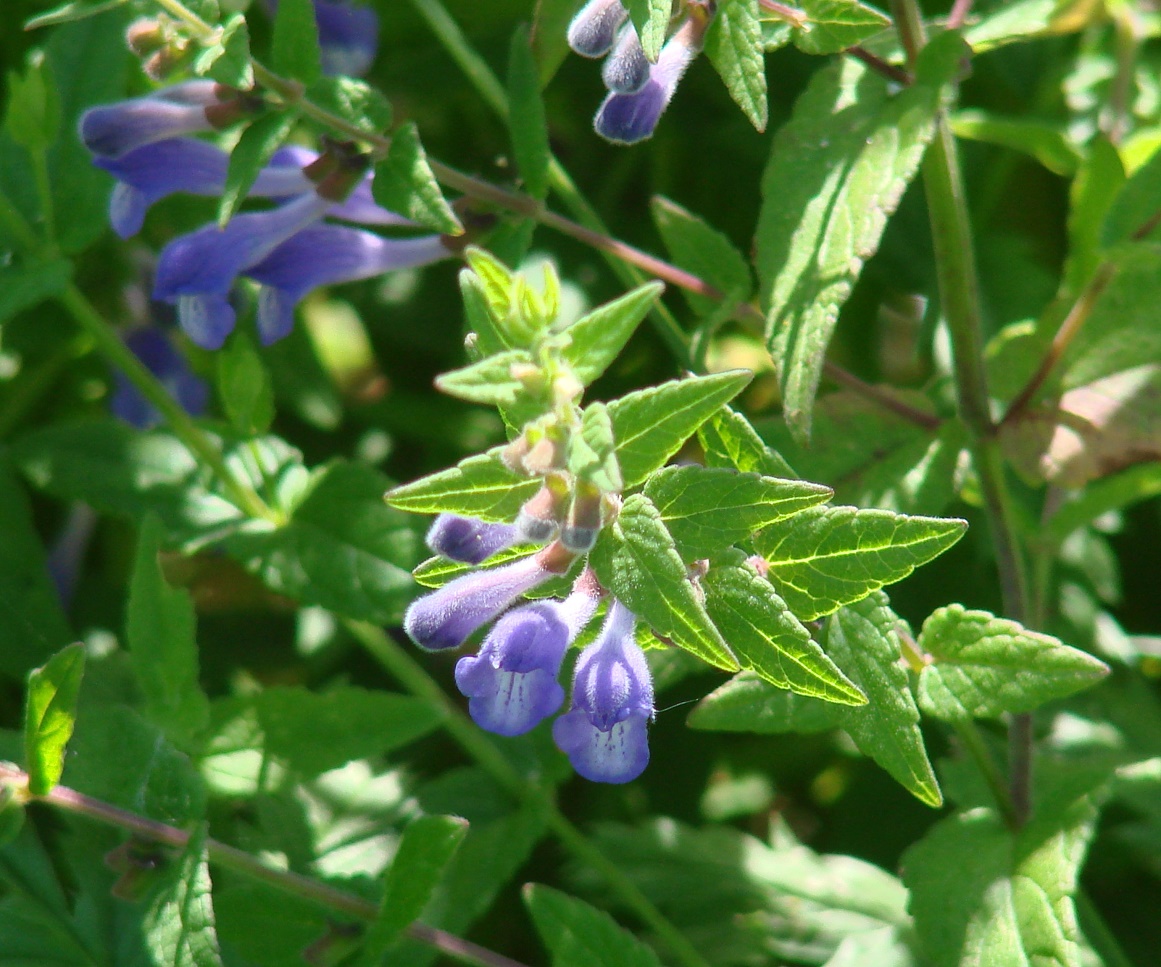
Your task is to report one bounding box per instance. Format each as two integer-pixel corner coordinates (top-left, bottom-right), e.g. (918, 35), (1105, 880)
(345, 621), (714, 967)
(0, 765), (531, 967)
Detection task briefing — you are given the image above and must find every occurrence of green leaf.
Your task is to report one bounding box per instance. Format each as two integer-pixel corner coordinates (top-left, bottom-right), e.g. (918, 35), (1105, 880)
(215, 883), (330, 965)
(508, 25), (550, 199)
(571, 403), (623, 492)
(412, 543), (536, 588)
(754, 505), (967, 621)
(216, 329), (276, 433)
(224, 461), (422, 623)
(902, 770), (1108, 967)
(964, 0), (1090, 52)
(589, 494), (738, 671)
(0, 456), (73, 681)
(950, 110), (1081, 177)
(192, 12), (253, 88)
(306, 76), (393, 135)
(4, 53), (61, 152)
(361, 815), (469, 960)
(793, 0), (891, 56)
(608, 370), (752, 488)
(704, 0), (767, 131)
(651, 197), (753, 317)
(143, 825), (223, 967)
(435, 349), (533, 407)
(689, 670), (845, 733)
(561, 281), (664, 386)
(1047, 462), (1161, 541)
(759, 391), (964, 515)
(255, 685), (444, 777)
(531, 0), (578, 85)
(644, 465), (831, 557)
(372, 121), (463, 234)
(1063, 135), (1123, 294)
(0, 258), (71, 323)
(524, 884), (663, 967)
(756, 33), (961, 440)
(704, 563), (864, 703)
(271, 0), (322, 84)
(626, 0), (672, 61)
(386, 449), (539, 521)
(698, 406), (797, 478)
(128, 516), (211, 749)
(24, 0), (131, 30)
(23, 643), (85, 795)
(219, 111), (300, 226)
(65, 703), (206, 824)
(1105, 146), (1161, 248)
(916, 604), (1109, 722)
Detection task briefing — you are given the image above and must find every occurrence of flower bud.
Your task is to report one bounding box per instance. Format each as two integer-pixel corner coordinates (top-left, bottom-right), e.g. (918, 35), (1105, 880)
(516, 475), (569, 543)
(425, 514), (520, 564)
(602, 25), (651, 94)
(560, 482), (603, 553)
(567, 0), (629, 58)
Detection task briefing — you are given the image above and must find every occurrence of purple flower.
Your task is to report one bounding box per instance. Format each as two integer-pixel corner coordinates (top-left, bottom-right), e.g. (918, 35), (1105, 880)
(95, 138), (312, 238)
(79, 81), (227, 159)
(602, 25), (650, 94)
(153, 192), (331, 349)
(567, 0), (628, 58)
(247, 224), (451, 344)
(594, 18), (702, 145)
(426, 514), (520, 565)
(455, 588), (600, 736)
(403, 553), (553, 652)
(110, 327), (209, 429)
(552, 600), (653, 783)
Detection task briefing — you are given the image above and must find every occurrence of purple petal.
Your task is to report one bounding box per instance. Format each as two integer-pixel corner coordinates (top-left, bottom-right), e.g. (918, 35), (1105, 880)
(403, 554), (552, 652)
(552, 709), (650, 783)
(79, 82), (220, 158)
(569, 600), (653, 729)
(568, 0), (628, 58)
(314, 0), (380, 76)
(426, 515), (520, 565)
(177, 294), (237, 350)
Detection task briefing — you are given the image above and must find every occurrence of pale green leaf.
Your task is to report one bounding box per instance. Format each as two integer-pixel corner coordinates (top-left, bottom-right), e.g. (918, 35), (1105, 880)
(435, 349), (533, 407)
(794, 0), (891, 56)
(755, 506), (967, 621)
(704, 0), (767, 131)
(756, 33), (961, 440)
(916, 604), (1109, 721)
(697, 406), (797, 478)
(128, 516), (211, 749)
(271, 0), (321, 84)
(192, 13), (253, 88)
(626, 0), (672, 61)
(608, 370), (752, 488)
(965, 0), (1091, 53)
(589, 494), (738, 671)
(386, 449), (539, 521)
(704, 563), (864, 703)
(950, 110), (1081, 176)
(643, 465), (831, 558)
(524, 884), (662, 967)
(571, 403), (623, 492)
(372, 121), (463, 235)
(561, 281), (663, 386)
(143, 825), (222, 967)
(412, 543), (536, 588)
(23, 643), (85, 796)
(508, 25), (550, 199)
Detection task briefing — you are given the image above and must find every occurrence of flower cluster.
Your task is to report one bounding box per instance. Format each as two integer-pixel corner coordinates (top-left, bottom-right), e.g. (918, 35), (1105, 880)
(404, 514), (655, 784)
(80, 86), (452, 350)
(567, 0), (711, 144)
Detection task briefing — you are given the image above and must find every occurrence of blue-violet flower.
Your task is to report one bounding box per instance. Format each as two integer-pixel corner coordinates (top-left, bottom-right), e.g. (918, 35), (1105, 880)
(265, 0), (379, 77)
(552, 599), (654, 783)
(567, 0), (629, 57)
(80, 81), (239, 159)
(426, 514), (520, 565)
(110, 327), (209, 429)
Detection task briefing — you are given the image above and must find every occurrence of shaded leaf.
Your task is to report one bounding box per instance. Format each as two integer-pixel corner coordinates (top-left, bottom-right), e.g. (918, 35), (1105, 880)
(698, 405), (797, 478)
(271, 0), (321, 84)
(220, 111), (301, 227)
(524, 884), (662, 967)
(373, 121), (462, 234)
(951, 109), (1081, 177)
(651, 197), (753, 315)
(0, 259), (71, 324)
(306, 76), (392, 135)
(508, 25), (551, 199)
(143, 825), (222, 967)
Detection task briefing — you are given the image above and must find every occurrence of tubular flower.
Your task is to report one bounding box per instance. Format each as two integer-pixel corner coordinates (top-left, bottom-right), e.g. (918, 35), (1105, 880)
(110, 327), (209, 429)
(79, 81), (243, 158)
(455, 582), (601, 737)
(403, 552), (554, 652)
(426, 514), (521, 566)
(552, 599), (654, 783)
(567, 0), (629, 57)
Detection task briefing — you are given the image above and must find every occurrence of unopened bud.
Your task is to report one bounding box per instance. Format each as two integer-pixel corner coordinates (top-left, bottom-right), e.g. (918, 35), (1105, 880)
(126, 18), (166, 56)
(522, 435), (563, 475)
(142, 44), (192, 82)
(501, 435), (532, 474)
(553, 371), (583, 407)
(516, 475), (569, 543)
(203, 91), (262, 129)
(561, 482), (603, 553)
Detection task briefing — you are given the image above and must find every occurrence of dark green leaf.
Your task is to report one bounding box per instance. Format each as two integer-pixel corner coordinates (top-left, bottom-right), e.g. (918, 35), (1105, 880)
(435, 349), (533, 406)
(387, 449), (539, 521)
(651, 197), (752, 315)
(272, 0), (322, 84)
(0, 456), (73, 681)
(793, 0), (891, 56)
(644, 465), (831, 557)
(589, 494), (738, 670)
(216, 329), (277, 433)
(361, 815), (469, 960)
(224, 460), (423, 623)
(256, 685), (444, 776)
(531, 0), (578, 85)
(372, 121), (463, 234)
(128, 515), (211, 749)
(23, 643), (84, 795)
(143, 825), (223, 967)
(756, 33), (961, 440)
(704, 0), (767, 131)
(218, 111), (300, 226)
(524, 884), (662, 967)
(306, 76), (393, 135)
(508, 25), (551, 199)
(561, 281), (663, 385)
(0, 258), (71, 323)
(704, 563), (864, 703)
(916, 604), (1109, 721)
(626, 0), (672, 61)
(689, 670), (845, 733)
(215, 883), (329, 965)
(4, 53), (61, 152)
(1063, 135), (1123, 294)
(24, 0), (131, 30)
(697, 406), (797, 478)
(608, 370), (752, 488)
(754, 505), (967, 621)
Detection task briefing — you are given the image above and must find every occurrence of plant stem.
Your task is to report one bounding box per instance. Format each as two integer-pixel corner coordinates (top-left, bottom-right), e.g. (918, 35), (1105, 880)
(345, 620), (713, 967)
(0, 764), (531, 967)
(946, 0), (976, 29)
(954, 719), (1017, 827)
